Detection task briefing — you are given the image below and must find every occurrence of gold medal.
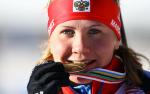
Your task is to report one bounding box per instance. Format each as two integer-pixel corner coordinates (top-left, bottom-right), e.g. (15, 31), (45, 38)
(63, 62), (86, 73)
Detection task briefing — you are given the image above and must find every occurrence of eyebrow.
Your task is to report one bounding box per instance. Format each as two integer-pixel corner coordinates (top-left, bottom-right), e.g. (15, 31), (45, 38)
(62, 24), (102, 29)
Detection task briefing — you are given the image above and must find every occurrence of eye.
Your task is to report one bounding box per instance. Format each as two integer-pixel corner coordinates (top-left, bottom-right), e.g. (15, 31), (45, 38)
(88, 29), (101, 35)
(61, 29), (75, 37)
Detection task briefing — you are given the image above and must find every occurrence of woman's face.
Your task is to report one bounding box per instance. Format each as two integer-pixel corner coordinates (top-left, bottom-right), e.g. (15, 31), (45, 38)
(49, 20), (120, 69)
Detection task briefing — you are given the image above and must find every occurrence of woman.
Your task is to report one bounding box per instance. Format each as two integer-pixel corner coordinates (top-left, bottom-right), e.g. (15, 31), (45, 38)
(27, 0), (150, 94)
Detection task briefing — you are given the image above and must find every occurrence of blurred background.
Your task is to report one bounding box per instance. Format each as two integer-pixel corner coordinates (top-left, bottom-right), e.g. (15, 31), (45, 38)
(0, 0), (150, 94)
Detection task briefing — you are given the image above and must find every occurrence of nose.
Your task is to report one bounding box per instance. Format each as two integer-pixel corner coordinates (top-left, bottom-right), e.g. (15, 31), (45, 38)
(72, 34), (90, 54)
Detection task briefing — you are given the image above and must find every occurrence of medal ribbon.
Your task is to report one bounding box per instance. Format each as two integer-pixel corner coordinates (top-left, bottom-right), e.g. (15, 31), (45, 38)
(70, 67), (126, 84)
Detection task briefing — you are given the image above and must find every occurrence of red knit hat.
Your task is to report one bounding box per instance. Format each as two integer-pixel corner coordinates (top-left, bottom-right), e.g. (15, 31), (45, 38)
(48, 0), (121, 40)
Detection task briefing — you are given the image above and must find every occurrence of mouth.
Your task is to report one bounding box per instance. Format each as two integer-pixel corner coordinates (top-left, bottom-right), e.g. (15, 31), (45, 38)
(63, 59), (96, 73)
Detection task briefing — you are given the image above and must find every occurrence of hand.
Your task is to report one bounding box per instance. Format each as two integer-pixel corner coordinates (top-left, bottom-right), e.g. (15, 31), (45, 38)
(27, 61), (70, 94)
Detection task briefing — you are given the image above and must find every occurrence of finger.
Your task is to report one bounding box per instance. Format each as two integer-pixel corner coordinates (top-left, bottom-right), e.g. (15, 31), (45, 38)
(27, 81), (42, 94)
(33, 62), (65, 80)
(37, 72), (69, 85)
(44, 80), (61, 94)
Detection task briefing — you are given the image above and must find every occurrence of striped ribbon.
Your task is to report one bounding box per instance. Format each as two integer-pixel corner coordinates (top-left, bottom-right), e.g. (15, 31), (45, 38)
(70, 68), (126, 84)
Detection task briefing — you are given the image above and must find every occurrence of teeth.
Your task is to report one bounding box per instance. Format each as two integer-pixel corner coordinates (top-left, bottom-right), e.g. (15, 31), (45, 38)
(67, 60), (90, 63)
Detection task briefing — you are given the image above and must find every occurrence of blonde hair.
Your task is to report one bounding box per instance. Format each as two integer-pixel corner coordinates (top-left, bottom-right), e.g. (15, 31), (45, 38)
(37, 40), (53, 64)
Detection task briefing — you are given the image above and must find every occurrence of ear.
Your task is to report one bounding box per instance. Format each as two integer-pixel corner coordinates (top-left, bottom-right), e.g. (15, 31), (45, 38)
(114, 40), (120, 50)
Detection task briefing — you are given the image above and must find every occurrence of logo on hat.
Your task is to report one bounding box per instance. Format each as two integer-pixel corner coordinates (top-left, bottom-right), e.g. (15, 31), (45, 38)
(111, 19), (120, 33)
(73, 0), (90, 12)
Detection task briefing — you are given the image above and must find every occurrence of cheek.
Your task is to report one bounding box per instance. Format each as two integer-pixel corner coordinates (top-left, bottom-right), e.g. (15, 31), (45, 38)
(50, 38), (71, 61)
(91, 39), (115, 67)
(92, 38), (115, 53)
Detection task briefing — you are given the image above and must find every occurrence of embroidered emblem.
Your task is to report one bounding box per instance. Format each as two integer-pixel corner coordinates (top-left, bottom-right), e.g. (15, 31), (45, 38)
(73, 0), (90, 12)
